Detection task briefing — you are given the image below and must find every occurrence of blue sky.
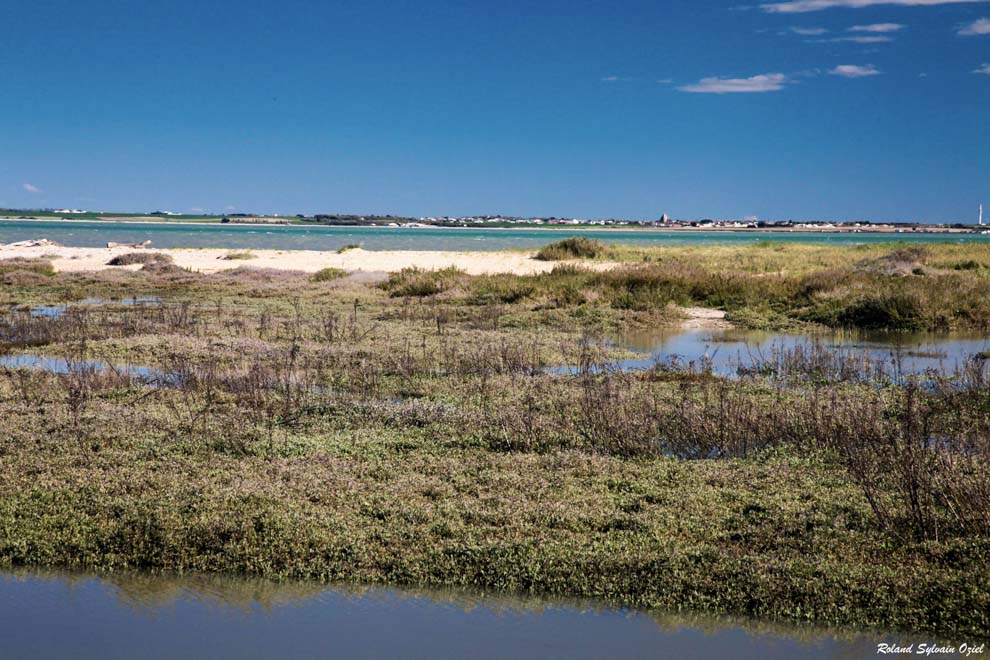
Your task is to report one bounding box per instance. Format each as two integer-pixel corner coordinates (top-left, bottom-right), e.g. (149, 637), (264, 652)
(1, 0), (988, 222)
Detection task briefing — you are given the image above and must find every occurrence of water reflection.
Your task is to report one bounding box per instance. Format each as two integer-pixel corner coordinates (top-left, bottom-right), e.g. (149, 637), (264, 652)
(0, 354), (163, 381)
(0, 569), (902, 659)
(28, 296), (161, 318)
(593, 328), (990, 380)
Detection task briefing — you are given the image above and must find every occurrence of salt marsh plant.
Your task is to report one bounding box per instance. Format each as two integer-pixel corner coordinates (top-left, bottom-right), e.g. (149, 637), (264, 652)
(106, 252), (173, 266)
(534, 237), (608, 261)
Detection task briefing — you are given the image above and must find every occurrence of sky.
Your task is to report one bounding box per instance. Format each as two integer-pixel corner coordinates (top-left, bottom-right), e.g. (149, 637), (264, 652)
(1, 0), (988, 222)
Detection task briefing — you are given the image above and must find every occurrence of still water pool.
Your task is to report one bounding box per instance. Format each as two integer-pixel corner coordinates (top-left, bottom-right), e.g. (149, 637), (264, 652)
(0, 570), (912, 659)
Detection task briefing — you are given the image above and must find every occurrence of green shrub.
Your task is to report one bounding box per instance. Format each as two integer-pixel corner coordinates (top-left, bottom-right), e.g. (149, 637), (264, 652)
(336, 244), (361, 254)
(311, 267), (348, 282)
(222, 251), (256, 261)
(468, 275), (536, 304)
(837, 292), (926, 330)
(382, 267), (467, 297)
(535, 238), (608, 261)
(107, 252), (172, 266)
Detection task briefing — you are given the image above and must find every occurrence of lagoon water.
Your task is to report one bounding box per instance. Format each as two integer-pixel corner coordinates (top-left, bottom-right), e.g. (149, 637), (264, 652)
(3, 219), (989, 252)
(0, 570), (892, 659)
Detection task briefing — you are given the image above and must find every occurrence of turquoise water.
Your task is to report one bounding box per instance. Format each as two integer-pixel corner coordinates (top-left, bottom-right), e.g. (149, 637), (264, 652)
(2, 219), (989, 252)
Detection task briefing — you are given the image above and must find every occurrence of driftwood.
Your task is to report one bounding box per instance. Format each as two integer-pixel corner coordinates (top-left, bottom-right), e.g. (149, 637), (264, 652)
(107, 240), (152, 249)
(0, 238), (61, 249)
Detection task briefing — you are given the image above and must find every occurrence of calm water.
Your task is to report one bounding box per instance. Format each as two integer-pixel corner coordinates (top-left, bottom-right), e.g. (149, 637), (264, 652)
(3, 219), (989, 251)
(0, 354), (163, 382)
(3, 323), (988, 384)
(0, 570), (911, 659)
(29, 296), (161, 318)
(550, 328), (990, 380)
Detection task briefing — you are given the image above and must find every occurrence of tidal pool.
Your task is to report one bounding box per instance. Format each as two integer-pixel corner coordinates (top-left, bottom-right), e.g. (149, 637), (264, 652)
(0, 570), (916, 659)
(28, 296), (162, 318)
(555, 328), (990, 381)
(0, 354), (170, 385)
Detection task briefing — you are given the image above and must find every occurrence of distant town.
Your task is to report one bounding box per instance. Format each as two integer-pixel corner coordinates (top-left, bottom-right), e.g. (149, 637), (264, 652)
(2, 207), (987, 233)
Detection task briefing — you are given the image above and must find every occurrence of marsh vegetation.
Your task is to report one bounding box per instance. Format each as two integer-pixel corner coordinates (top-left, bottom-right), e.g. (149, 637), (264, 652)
(0, 242), (988, 637)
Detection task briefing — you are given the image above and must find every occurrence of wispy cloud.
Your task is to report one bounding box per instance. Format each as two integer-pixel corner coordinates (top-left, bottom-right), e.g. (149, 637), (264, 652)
(958, 17), (990, 34)
(763, 0), (988, 13)
(22, 183), (42, 193)
(829, 64), (881, 77)
(678, 72), (790, 93)
(790, 26), (829, 34)
(810, 34), (894, 41)
(974, 63), (990, 73)
(849, 22), (906, 31)
(656, 78), (674, 84)
(601, 76), (620, 82)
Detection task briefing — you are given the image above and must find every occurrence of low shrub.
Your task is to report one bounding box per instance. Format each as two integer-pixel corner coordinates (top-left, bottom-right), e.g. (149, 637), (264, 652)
(837, 292), (926, 330)
(0, 258), (55, 277)
(467, 274), (535, 304)
(107, 252), (173, 266)
(311, 267), (348, 282)
(535, 238), (608, 261)
(382, 267), (467, 297)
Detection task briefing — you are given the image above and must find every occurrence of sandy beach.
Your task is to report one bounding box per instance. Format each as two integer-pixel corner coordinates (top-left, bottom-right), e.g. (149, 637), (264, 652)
(0, 244), (599, 276)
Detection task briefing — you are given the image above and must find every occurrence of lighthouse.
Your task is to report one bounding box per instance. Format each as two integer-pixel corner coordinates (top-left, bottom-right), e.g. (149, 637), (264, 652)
(980, 203), (984, 226)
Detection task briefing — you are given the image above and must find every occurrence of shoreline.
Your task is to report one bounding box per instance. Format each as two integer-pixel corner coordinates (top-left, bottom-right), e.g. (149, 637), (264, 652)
(1, 216), (982, 235)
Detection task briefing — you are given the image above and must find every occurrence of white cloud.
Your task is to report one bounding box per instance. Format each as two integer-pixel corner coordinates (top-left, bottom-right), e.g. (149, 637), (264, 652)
(974, 63), (990, 73)
(811, 35), (894, 41)
(656, 78), (674, 84)
(22, 183), (42, 193)
(829, 64), (881, 77)
(849, 22), (906, 31)
(958, 17), (990, 34)
(224, 205), (237, 211)
(601, 76), (620, 82)
(790, 26), (829, 34)
(678, 72), (790, 93)
(189, 207), (205, 213)
(763, 0), (988, 13)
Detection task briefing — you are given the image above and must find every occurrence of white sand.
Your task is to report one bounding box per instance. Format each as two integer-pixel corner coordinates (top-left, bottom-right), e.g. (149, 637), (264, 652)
(0, 245), (607, 276)
(1, 244), (735, 328)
